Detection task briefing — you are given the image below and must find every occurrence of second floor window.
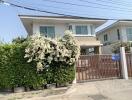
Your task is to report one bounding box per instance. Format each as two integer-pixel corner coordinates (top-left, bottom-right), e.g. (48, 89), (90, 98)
(68, 25), (72, 31)
(75, 25), (88, 35)
(117, 29), (120, 40)
(104, 34), (108, 42)
(90, 25), (94, 35)
(40, 26), (55, 38)
(126, 28), (132, 41)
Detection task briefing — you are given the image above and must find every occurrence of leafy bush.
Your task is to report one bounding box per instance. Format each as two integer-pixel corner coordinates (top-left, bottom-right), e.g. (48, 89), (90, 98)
(12, 37), (27, 44)
(0, 43), (46, 89)
(111, 42), (132, 53)
(0, 31), (79, 89)
(52, 65), (75, 84)
(25, 31), (80, 71)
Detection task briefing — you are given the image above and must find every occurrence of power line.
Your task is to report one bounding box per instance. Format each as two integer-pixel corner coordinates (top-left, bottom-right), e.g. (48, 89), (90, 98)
(2, 0), (116, 20)
(3, 0), (132, 20)
(11, 0), (104, 17)
(13, 0), (82, 15)
(43, 0), (132, 13)
(16, 0), (132, 15)
(105, 0), (132, 5)
(79, 0), (132, 11)
(12, 0), (132, 16)
(97, 0), (132, 7)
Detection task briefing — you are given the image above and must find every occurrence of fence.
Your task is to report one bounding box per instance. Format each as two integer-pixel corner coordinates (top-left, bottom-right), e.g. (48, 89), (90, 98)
(76, 54), (121, 82)
(126, 53), (132, 77)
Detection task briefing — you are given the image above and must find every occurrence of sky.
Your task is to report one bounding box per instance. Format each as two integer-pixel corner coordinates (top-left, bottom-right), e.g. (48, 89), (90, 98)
(1, 0), (132, 42)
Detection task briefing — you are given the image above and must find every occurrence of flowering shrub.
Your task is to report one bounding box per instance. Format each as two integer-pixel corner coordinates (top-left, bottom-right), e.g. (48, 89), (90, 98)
(25, 31), (80, 71)
(59, 31), (80, 64)
(24, 34), (52, 71)
(0, 31), (80, 89)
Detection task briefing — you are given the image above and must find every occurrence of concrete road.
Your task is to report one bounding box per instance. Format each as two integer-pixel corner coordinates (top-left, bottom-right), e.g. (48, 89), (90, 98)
(23, 79), (132, 100)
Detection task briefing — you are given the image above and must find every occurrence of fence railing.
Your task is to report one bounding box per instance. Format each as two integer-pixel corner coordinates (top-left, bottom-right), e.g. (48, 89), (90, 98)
(76, 54), (121, 82)
(126, 53), (132, 77)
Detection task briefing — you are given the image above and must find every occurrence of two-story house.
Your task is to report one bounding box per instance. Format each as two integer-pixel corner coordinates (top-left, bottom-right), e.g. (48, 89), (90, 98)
(96, 20), (132, 54)
(20, 15), (106, 55)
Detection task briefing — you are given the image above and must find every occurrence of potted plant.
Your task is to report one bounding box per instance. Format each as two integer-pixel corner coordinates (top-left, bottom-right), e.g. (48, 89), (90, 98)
(13, 85), (25, 93)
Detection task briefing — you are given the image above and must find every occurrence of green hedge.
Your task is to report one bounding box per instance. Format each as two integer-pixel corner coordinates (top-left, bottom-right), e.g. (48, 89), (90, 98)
(0, 43), (75, 89)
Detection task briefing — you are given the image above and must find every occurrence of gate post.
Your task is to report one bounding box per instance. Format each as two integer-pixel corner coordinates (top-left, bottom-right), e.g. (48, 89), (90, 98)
(130, 47), (132, 54)
(120, 47), (128, 80)
(73, 64), (76, 84)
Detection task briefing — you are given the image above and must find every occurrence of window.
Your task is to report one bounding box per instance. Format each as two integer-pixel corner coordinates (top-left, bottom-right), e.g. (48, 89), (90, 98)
(117, 29), (120, 40)
(75, 26), (88, 35)
(40, 26), (55, 38)
(90, 25), (94, 35)
(104, 34), (108, 42)
(126, 28), (132, 41)
(68, 25), (72, 31)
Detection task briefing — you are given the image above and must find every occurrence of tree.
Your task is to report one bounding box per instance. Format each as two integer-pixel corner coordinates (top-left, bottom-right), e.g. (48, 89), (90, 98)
(111, 42), (132, 53)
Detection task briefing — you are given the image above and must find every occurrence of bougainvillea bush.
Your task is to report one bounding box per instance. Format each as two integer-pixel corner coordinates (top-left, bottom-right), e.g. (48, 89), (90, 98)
(24, 30), (80, 84)
(0, 31), (80, 89)
(25, 30), (80, 71)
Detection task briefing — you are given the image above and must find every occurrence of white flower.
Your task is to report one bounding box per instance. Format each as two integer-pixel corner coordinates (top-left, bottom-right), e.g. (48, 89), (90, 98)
(24, 31), (80, 71)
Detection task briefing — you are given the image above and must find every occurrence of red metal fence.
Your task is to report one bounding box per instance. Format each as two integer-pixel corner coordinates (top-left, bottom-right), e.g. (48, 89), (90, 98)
(76, 55), (122, 82)
(126, 53), (132, 77)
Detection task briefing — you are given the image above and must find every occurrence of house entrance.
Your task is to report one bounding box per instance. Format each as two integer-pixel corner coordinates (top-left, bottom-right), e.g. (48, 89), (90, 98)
(80, 47), (96, 55)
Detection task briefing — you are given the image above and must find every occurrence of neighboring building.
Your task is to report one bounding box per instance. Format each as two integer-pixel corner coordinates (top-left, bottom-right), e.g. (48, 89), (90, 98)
(96, 20), (132, 54)
(19, 15), (106, 55)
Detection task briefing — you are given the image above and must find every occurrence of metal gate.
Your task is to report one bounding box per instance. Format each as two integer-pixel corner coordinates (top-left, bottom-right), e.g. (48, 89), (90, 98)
(126, 53), (132, 77)
(76, 54), (122, 82)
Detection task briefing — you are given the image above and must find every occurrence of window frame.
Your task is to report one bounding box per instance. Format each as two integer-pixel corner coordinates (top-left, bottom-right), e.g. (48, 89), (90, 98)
(74, 24), (95, 36)
(68, 25), (73, 31)
(40, 26), (55, 38)
(75, 25), (88, 35)
(104, 34), (108, 42)
(126, 27), (132, 41)
(117, 29), (120, 40)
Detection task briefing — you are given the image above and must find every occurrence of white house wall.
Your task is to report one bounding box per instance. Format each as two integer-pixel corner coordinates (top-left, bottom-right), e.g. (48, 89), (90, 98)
(120, 26), (127, 42)
(33, 22), (96, 36)
(33, 22), (67, 37)
(120, 24), (132, 42)
(97, 26), (121, 45)
(97, 25), (132, 45)
(97, 24), (132, 54)
(97, 26), (121, 54)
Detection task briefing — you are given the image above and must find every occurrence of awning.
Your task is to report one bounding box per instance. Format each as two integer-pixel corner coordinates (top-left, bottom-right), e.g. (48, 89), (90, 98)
(75, 36), (101, 47)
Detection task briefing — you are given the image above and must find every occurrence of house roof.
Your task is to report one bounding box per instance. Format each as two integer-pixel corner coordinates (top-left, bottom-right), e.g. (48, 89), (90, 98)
(19, 14), (108, 20)
(96, 20), (119, 34)
(96, 19), (132, 35)
(19, 14), (107, 25)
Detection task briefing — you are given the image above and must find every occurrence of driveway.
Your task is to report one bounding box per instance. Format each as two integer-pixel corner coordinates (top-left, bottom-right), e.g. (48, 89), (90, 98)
(22, 79), (132, 100)
(1, 79), (132, 100)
